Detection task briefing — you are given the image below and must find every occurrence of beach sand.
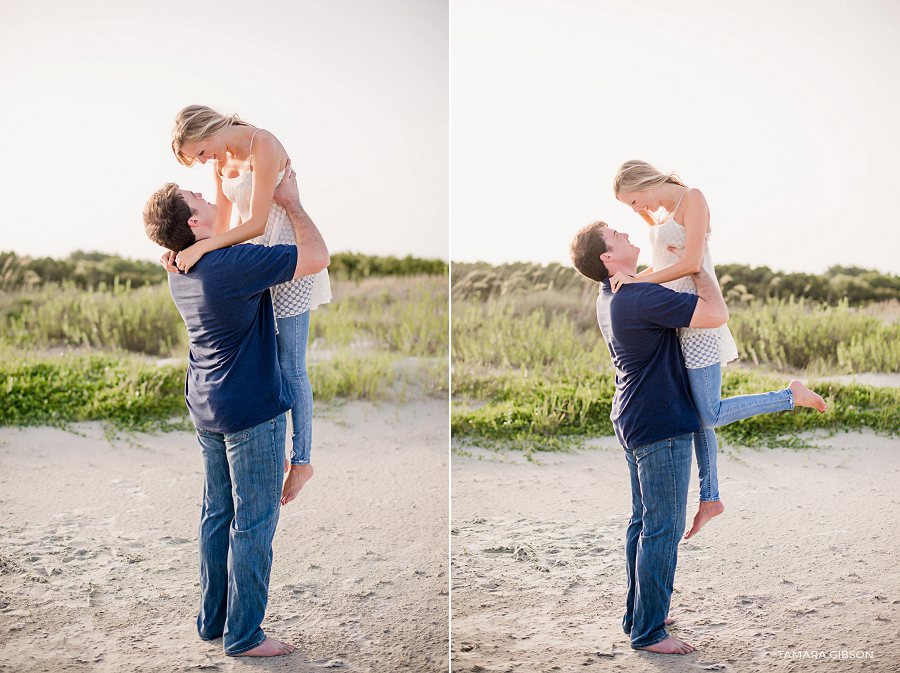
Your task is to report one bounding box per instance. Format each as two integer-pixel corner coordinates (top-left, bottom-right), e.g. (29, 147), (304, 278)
(451, 431), (900, 672)
(0, 399), (448, 672)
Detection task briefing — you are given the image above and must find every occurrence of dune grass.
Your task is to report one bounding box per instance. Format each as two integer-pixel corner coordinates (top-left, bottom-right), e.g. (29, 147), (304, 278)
(0, 274), (447, 431)
(451, 292), (900, 455)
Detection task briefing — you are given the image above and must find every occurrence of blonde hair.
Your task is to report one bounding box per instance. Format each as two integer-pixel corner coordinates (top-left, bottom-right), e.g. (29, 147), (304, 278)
(613, 160), (686, 226)
(171, 105), (249, 166)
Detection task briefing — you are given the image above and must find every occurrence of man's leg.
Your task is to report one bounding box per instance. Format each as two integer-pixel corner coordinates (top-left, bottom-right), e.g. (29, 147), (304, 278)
(196, 428), (233, 641)
(221, 415), (287, 656)
(628, 434), (692, 649)
(622, 446), (643, 637)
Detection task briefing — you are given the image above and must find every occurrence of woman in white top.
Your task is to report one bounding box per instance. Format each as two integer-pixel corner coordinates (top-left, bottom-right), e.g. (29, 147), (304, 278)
(612, 160), (826, 539)
(168, 105), (331, 506)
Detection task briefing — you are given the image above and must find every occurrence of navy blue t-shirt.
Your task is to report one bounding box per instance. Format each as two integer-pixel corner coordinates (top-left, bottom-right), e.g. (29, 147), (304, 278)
(596, 280), (701, 449)
(168, 243), (298, 434)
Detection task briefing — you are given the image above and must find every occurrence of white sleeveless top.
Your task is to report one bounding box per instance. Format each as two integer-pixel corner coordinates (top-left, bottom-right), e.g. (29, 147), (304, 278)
(219, 131), (331, 318)
(648, 213), (738, 369)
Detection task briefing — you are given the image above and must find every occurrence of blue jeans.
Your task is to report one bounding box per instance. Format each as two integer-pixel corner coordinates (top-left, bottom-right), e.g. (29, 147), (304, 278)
(622, 433), (692, 648)
(195, 415), (285, 655)
(686, 363), (793, 501)
(276, 311), (312, 465)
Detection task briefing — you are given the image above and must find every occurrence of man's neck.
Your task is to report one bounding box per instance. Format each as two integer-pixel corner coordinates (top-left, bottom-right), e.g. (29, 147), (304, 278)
(608, 264), (637, 278)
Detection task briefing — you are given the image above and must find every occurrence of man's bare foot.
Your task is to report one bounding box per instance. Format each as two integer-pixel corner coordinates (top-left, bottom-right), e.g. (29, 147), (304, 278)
(281, 464), (314, 506)
(664, 618), (675, 625)
(788, 380), (827, 412)
(233, 637), (295, 657)
(684, 500), (724, 539)
(637, 636), (695, 654)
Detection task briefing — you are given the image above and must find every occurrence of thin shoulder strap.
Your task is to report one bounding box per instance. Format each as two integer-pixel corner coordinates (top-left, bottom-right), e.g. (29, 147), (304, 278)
(671, 188), (690, 216)
(246, 128), (262, 171)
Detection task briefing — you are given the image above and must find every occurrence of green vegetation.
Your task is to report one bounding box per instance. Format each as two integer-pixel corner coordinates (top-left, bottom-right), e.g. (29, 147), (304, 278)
(0, 258), (447, 431)
(451, 261), (900, 455)
(0, 351), (189, 432)
(1, 250), (446, 292)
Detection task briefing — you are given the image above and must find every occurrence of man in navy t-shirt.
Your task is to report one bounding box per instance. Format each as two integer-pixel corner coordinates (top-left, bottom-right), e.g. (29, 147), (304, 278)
(570, 221), (728, 655)
(142, 168), (328, 658)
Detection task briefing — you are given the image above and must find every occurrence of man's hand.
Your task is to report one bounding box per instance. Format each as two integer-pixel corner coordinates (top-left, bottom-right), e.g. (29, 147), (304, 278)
(160, 250), (180, 274)
(273, 159), (299, 207)
(610, 271), (636, 293)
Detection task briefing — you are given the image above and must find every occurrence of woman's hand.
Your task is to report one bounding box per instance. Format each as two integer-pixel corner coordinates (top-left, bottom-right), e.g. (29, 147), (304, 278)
(610, 271), (636, 293)
(159, 250), (179, 274)
(174, 242), (208, 273)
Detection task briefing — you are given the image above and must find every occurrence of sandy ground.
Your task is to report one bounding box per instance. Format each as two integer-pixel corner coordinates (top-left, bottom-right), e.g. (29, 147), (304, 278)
(0, 399), (449, 672)
(451, 431), (900, 672)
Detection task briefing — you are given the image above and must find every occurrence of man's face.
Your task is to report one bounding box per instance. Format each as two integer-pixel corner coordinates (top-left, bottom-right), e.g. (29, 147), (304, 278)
(179, 190), (217, 228)
(600, 226), (640, 267)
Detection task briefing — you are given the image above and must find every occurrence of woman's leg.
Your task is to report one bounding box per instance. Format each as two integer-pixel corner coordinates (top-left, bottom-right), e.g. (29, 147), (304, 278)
(692, 426), (719, 503)
(275, 312), (312, 466)
(686, 363), (793, 430)
(275, 312), (315, 505)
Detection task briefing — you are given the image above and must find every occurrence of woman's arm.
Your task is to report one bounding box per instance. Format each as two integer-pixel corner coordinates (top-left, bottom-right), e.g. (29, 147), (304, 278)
(610, 189), (710, 292)
(212, 170), (233, 236)
(175, 134), (286, 272)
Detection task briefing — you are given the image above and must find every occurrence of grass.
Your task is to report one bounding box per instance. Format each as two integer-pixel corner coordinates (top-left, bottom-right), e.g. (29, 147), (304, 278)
(0, 274), (447, 431)
(451, 291), (900, 455)
(0, 349), (190, 432)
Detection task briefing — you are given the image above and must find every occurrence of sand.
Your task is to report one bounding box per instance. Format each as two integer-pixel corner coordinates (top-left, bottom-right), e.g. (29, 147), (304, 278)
(0, 399), (449, 672)
(451, 431), (900, 672)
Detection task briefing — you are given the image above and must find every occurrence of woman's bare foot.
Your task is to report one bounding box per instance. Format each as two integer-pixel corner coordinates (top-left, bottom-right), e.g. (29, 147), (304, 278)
(664, 618), (675, 625)
(637, 636), (695, 654)
(281, 464), (314, 506)
(684, 500), (724, 539)
(233, 637), (295, 657)
(788, 380), (827, 412)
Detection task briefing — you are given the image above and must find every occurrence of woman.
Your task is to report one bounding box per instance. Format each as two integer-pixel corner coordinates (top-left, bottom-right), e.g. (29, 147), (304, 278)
(166, 105), (331, 505)
(612, 159), (826, 539)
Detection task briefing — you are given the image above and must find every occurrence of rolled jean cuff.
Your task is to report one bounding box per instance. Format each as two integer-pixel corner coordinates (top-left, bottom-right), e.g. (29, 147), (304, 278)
(226, 635), (267, 656)
(785, 387), (794, 411)
(290, 459), (311, 466)
(631, 632), (670, 649)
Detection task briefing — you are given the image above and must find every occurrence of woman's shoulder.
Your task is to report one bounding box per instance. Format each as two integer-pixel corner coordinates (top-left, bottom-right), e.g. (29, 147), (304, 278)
(681, 187), (708, 210)
(248, 129), (289, 171)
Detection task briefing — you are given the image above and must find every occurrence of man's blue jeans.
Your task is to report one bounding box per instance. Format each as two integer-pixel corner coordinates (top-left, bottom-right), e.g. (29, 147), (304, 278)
(686, 363), (793, 501)
(195, 414), (285, 655)
(276, 311), (312, 465)
(622, 433), (692, 648)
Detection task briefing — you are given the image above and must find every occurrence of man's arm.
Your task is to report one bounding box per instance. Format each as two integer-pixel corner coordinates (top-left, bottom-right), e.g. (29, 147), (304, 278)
(272, 165), (330, 279)
(689, 267), (728, 328)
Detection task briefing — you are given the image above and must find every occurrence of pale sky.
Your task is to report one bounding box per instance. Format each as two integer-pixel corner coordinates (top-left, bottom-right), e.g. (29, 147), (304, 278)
(0, 0), (448, 262)
(451, 0), (900, 275)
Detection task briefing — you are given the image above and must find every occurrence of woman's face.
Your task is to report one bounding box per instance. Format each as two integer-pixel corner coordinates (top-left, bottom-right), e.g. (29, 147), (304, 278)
(616, 189), (658, 214)
(180, 134), (226, 165)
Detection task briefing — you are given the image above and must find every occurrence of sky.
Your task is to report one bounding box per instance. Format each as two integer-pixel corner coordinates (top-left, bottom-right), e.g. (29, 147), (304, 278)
(451, 0), (900, 275)
(0, 0), (448, 263)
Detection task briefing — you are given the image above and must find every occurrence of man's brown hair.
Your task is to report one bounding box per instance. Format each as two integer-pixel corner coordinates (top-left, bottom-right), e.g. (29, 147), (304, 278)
(143, 183), (196, 252)
(569, 221), (610, 282)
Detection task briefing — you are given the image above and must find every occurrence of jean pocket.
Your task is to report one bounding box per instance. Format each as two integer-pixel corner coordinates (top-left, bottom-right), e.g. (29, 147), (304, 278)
(633, 437), (671, 459)
(224, 429), (251, 442)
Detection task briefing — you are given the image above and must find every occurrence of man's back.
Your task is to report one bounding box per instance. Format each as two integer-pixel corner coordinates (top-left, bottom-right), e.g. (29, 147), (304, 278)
(596, 281), (700, 449)
(168, 243), (297, 434)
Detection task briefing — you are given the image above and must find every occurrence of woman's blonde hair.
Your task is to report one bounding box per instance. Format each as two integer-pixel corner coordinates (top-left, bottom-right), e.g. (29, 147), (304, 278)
(613, 160), (686, 226)
(171, 105), (249, 166)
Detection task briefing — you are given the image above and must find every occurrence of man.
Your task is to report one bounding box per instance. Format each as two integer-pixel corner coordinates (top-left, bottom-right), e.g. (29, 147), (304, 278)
(142, 168), (328, 658)
(569, 221), (728, 655)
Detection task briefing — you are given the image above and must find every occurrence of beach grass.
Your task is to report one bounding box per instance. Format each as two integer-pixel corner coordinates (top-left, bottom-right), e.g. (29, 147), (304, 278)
(451, 289), (900, 455)
(0, 274), (448, 431)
